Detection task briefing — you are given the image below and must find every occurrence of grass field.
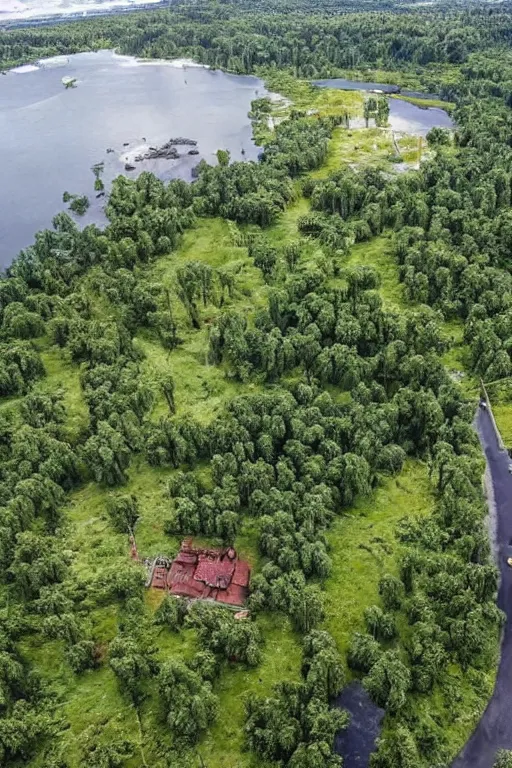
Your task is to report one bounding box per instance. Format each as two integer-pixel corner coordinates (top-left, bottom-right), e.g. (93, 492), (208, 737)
(345, 233), (404, 309)
(323, 460), (432, 660)
(262, 70), (363, 118)
(24, 445), (302, 768)
(492, 404), (512, 447)
(22, 209), (302, 768)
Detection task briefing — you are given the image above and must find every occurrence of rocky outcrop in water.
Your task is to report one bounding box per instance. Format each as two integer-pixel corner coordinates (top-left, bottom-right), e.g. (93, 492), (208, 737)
(132, 137), (198, 162)
(136, 144), (179, 161)
(169, 137), (197, 146)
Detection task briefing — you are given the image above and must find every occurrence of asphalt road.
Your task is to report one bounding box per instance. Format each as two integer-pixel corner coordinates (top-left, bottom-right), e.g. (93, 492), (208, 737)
(452, 407), (512, 768)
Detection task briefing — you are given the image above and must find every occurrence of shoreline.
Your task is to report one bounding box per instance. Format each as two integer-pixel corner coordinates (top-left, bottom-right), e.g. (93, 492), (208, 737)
(0, 0), (168, 29)
(6, 50), (210, 75)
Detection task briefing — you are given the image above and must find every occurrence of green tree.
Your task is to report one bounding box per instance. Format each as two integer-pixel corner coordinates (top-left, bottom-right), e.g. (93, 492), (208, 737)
(216, 149), (231, 166)
(82, 736), (135, 768)
(109, 636), (151, 703)
(378, 574), (403, 611)
(158, 660), (218, 745)
(348, 633), (382, 673)
(290, 586), (325, 633)
(162, 373), (176, 414)
(107, 494), (140, 533)
(83, 422), (131, 485)
(364, 605), (397, 640)
(371, 725), (419, 768)
(494, 751), (512, 768)
(364, 651), (410, 713)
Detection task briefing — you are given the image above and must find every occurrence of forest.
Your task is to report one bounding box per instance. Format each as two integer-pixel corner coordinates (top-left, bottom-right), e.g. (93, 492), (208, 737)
(2, 1), (512, 767)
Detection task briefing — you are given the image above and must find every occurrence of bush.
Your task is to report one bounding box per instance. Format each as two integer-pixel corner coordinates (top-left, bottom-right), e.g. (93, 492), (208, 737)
(69, 195), (90, 215)
(348, 633), (382, 673)
(154, 595), (188, 631)
(378, 574), (404, 611)
(66, 640), (98, 673)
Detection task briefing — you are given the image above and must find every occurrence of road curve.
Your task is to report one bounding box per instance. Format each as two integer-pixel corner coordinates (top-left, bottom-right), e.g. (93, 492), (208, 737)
(452, 407), (512, 768)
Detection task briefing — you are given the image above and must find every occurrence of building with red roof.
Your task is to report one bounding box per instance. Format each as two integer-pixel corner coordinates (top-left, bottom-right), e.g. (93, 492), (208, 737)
(150, 540), (251, 608)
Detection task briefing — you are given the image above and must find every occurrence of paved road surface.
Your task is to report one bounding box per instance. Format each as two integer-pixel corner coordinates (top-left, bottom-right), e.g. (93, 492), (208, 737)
(452, 407), (512, 767)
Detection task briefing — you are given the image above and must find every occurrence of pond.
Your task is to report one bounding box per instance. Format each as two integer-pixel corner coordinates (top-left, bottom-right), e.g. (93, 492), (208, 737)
(334, 682), (385, 768)
(385, 97), (454, 135)
(313, 78), (454, 135)
(0, 50), (270, 267)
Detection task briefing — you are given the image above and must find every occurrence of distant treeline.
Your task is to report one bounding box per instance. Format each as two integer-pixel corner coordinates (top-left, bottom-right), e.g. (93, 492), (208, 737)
(2, 1), (512, 96)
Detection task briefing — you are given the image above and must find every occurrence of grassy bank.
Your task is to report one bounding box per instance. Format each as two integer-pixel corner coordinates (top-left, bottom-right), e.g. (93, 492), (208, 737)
(323, 460), (433, 661)
(390, 93), (456, 112)
(485, 380), (512, 448)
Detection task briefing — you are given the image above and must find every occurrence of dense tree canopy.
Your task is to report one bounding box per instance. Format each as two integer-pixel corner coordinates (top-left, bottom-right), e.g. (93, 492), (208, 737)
(0, 2), (510, 766)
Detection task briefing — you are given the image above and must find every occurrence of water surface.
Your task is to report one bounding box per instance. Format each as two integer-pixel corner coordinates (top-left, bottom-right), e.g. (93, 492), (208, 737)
(313, 78), (454, 135)
(1, 0), (164, 24)
(0, 51), (267, 267)
(386, 97), (453, 135)
(334, 682), (384, 767)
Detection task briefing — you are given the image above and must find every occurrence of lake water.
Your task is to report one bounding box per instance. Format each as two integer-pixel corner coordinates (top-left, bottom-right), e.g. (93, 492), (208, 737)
(0, 58), (455, 269)
(0, 50), (268, 267)
(313, 78), (454, 135)
(0, 0), (164, 23)
(385, 97), (453, 135)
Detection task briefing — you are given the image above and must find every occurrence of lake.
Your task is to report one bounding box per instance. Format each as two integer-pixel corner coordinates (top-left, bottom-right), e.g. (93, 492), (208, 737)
(0, 51), (269, 267)
(0, 58), (455, 269)
(0, 0), (164, 23)
(313, 78), (454, 134)
(385, 97), (453, 135)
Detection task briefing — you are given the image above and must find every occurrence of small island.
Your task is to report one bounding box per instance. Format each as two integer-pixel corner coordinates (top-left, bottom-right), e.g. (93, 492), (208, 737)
(61, 76), (77, 88)
(62, 190), (89, 214)
(125, 137), (198, 164)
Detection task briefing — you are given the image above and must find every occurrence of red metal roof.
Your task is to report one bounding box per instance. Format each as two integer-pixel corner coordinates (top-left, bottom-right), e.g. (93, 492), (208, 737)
(194, 557), (235, 587)
(232, 560), (250, 587)
(217, 583), (248, 606)
(151, 541), (251, 606)
(168, 560), (195, 585)
(175, 551), (198, 565)
(152, 567), (168, 589)
(170, 579), (204, 599)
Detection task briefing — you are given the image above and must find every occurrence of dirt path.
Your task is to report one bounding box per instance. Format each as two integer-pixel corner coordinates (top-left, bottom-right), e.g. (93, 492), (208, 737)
(452, 408), (512, 767)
